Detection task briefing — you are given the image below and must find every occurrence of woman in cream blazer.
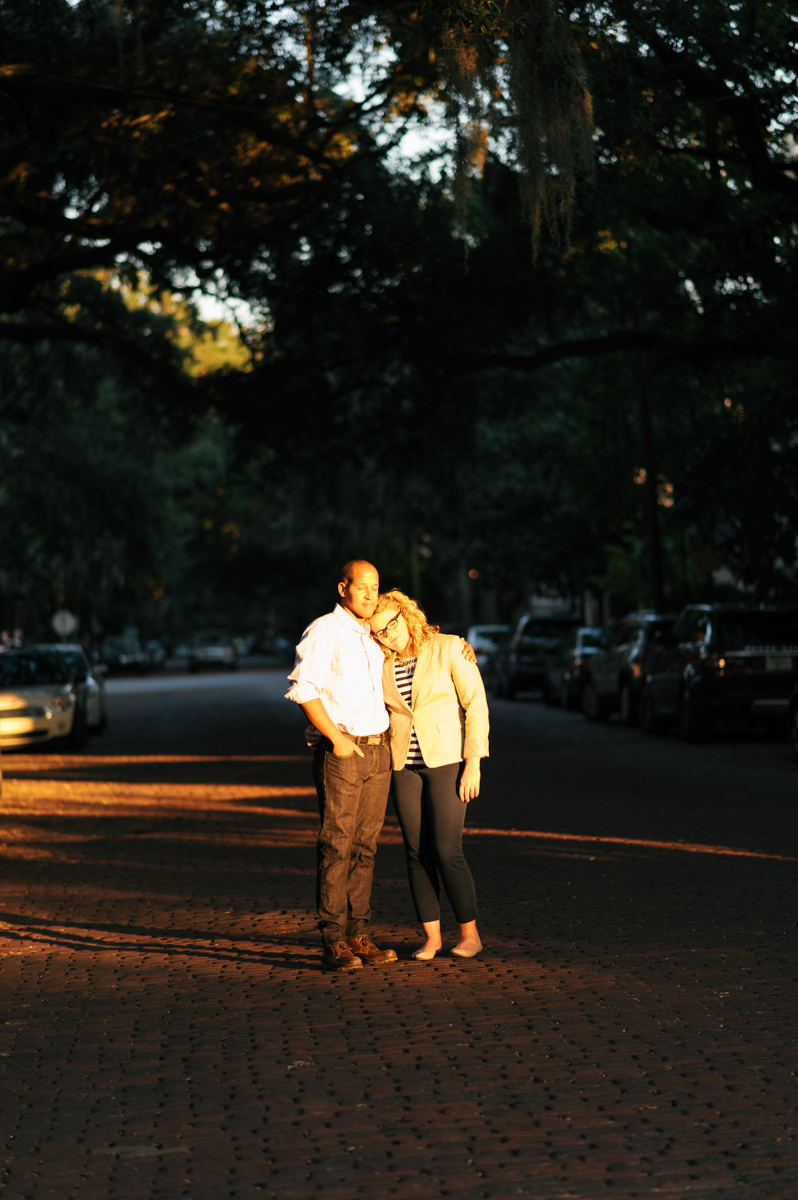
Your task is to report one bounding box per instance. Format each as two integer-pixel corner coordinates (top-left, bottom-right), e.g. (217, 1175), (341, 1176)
(371, 589), (489, 960)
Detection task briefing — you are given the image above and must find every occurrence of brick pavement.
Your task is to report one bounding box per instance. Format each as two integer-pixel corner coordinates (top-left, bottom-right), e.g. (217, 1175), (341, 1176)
(1, 678), (796, 1200)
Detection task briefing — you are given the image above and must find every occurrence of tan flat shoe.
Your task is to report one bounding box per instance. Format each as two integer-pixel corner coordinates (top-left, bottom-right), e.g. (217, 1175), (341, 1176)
(451, 940), (482, 958)
(412, 946), (440, 961)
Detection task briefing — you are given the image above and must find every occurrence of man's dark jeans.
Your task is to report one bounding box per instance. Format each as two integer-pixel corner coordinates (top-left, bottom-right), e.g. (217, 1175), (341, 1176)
(312, 741), (391, 946)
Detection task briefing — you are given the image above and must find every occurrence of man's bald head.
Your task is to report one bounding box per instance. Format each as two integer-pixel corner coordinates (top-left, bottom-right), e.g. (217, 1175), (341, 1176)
(338, 560), (380, 623)
(339, 559), (378, 586)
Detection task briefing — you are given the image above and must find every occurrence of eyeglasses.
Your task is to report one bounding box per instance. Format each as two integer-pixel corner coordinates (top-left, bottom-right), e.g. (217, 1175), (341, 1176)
(372, 614), (401, 641)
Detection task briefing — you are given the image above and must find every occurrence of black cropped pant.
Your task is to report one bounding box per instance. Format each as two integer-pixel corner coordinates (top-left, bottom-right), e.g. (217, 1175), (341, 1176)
(390, 762), (478, 925)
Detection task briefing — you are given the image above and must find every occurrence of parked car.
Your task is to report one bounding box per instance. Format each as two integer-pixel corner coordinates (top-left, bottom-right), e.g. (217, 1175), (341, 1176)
(232, 634), (256, 657)
(100, 634), (148, 674)
(639, 604), (798, 740)
(248, 630), (293, 659)
(543, 626), (608, 708)
(581, 612), (677, 723)
(790, 682), (798, 761)
(0, 648), (88, 749)
(144, 638), (168, 669)
(45, 643), (108, 732)
(189, 630), (238, 672)
(465, 624), (511, 676)
(491, 614), (581, 699)
(438, 623), (469, 639)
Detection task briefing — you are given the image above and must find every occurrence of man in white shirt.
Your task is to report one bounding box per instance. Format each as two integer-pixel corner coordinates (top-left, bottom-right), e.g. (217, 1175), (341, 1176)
(286, 559), (398, 972)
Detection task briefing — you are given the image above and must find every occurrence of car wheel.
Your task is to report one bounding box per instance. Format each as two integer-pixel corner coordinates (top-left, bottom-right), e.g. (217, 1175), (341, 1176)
(63, 704), (89, 752)
(89, 710), (107, 734)
(618, 680), (636, 725)
(581, 677), (609, 721)
(791, 706), (798, 761)
(679, 689), (710, 742)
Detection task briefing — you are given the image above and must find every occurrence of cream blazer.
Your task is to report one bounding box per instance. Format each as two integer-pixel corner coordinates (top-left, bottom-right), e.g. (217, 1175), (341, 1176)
(382, 633), (490, 770)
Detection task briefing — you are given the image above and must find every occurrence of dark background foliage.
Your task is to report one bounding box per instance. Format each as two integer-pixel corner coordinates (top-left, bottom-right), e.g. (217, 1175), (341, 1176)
(1, 0), (796, 641)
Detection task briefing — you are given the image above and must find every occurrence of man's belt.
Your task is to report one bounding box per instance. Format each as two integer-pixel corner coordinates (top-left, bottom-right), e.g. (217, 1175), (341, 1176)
(340, 730), (391, 746)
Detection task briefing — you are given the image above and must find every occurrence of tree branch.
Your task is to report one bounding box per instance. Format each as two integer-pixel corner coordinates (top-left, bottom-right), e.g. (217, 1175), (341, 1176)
(615, 9), (798, 197)
(443, 330), (798, 373)
(1, 64), (343, 167)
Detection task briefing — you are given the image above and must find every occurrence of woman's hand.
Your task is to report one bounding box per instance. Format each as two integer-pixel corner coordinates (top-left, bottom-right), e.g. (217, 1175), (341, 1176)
(459, 759), (481, 803)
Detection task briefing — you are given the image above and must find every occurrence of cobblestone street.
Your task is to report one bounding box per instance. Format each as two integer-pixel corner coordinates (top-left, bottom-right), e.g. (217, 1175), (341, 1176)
(1, 670), (796, 1199)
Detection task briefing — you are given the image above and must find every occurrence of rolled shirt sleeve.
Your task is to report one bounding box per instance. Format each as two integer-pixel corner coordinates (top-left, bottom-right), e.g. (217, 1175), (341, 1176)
(285, 622), (332, 705)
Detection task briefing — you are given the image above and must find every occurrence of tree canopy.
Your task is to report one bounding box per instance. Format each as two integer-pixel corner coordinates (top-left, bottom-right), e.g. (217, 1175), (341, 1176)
(1, 0), (797, 636)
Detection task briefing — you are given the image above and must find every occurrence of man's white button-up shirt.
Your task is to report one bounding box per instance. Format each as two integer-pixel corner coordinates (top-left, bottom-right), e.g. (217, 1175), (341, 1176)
(285, 604), (389, 736)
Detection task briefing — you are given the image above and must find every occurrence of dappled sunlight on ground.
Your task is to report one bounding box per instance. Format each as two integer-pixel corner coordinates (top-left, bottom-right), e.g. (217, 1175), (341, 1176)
(464, 826), (794, 861)
(2, 755), (790, 862)
(1, 689), (797, 1200)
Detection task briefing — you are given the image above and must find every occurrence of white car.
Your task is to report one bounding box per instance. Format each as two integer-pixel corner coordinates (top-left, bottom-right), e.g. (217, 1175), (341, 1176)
(0, 648), (88, 749)
(465, 624), (511, 670)
(189, 630), (238, 673)
(47, 643), (108, 732)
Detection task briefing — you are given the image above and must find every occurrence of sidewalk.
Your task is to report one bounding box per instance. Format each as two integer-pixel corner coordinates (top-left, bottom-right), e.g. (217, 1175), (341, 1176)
(1, 728), (796, 1199)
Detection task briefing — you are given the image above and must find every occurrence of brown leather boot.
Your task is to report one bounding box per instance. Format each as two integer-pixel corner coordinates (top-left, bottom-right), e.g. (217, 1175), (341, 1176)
(346, 935), (398, 966)
(321, 941), (363, 972)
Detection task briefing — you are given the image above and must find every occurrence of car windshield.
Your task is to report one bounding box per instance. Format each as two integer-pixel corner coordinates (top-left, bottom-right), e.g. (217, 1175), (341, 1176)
(58, 648), (89, 679)
(470, 627), (510, 645)
(578, 629), (606, 649)
(196, 632), (229, 647)
(0, 652), (69, 687)
(718, 613), (798, 650)
(522, 620), (578, 639)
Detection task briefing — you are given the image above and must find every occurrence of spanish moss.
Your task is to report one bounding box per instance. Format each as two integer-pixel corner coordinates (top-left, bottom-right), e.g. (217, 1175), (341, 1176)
(434, 0), (594, 254)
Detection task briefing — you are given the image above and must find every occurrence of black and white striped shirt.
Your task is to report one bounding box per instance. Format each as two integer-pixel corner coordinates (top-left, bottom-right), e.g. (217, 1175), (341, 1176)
(393, 656), (425, 766)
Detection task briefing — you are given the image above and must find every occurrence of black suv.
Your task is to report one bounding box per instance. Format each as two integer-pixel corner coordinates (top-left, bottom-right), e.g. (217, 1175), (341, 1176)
(580, 612), (676, 723)
(639, 604), (798, 739)
(543, 626), (608, 708)
(492, 614), (580, 699)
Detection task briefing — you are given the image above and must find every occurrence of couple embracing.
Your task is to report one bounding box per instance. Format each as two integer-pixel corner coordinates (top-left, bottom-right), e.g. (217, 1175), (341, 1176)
(286, 560), (490, 972)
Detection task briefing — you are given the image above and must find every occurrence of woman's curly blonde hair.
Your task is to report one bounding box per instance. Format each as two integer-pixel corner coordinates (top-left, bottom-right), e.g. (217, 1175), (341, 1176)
(371, 589), (439, 658)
